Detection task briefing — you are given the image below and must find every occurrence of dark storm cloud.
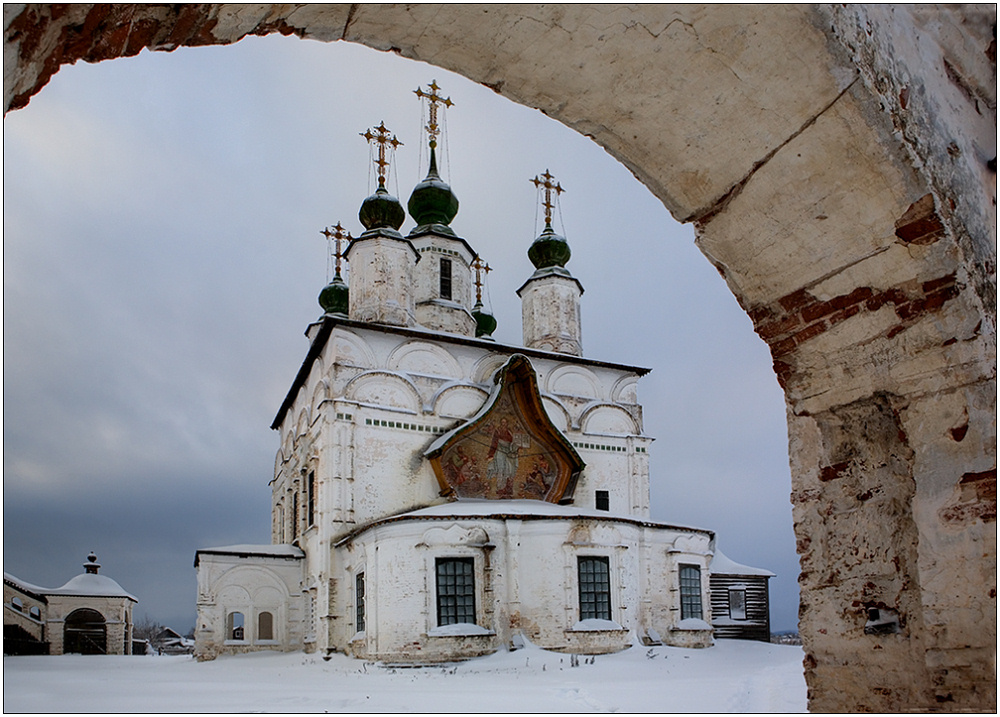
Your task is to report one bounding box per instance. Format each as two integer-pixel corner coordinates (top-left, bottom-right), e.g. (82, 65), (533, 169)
(4, 36), (799, 632)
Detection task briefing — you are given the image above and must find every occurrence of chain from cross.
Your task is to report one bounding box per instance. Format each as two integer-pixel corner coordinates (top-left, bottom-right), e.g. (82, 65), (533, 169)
(530, 169), (565, 225)
(321, 222), (352, 276)
(360, 121), (403, 184)
(414, 80), (453, 149)
(471, 256), (492, 303)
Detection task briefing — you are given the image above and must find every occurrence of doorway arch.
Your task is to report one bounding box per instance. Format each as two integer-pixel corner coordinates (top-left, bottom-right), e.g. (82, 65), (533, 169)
(4, 5), (994, 711)
(63, 608), (107, 655)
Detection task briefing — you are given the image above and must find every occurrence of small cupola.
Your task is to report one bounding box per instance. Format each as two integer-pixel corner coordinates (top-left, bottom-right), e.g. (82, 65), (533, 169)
(84, 552), (101, 574)
(318, 223), (351, 317)
(408, 81), (459, 233)
(518, 170), (584, 356)
(471, 256), (497, 339)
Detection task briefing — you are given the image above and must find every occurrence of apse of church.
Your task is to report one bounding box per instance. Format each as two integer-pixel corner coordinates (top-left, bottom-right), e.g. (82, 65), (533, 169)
(194, 80), (769, 662)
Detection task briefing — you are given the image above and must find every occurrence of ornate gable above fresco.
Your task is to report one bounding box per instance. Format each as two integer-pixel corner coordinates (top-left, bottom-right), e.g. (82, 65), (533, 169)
(426, 354), (584, 503)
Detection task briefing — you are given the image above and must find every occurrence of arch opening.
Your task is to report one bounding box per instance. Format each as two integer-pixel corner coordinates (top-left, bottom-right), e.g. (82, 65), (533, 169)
(4, 5), (994, 712)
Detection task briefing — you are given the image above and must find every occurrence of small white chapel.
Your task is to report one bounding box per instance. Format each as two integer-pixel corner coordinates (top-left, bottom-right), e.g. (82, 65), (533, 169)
(194, 81), (771, 662)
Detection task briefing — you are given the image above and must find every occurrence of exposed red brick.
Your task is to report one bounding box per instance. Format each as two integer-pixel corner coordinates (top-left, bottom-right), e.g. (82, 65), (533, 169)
(895, 194), (946, 244)
(772, 359), (794, 389)
(801, 287), (874, 323)
(820, 461), (850, 482)
(793, 321), (827, 345)
(756, 313), (801, 341)
(770, 337), (797, 359)
(886, 324), (907, 339)
(960, 469), (997, 495)
(778, 288), (814, 313)
(922, 273), (957, 293)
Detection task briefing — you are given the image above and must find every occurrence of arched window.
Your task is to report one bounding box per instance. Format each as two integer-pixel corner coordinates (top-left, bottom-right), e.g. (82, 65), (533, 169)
(257, 611), (274, 641)
(29, 606), (41, 620)
(11, 597), (23, 612)
(226, 611), (245, 641)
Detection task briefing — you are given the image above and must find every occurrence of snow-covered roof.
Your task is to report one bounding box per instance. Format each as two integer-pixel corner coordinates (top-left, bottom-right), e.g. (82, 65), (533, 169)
(710, 549), (775, 577)
(335, 498), (714, 546)
(195, 544), (305, 565)
(3, 572), (50, 599)
(47, 572), (137, 601)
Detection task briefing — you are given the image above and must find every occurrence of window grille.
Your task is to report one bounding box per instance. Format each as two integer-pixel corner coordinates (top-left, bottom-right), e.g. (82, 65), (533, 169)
(679, 565), (702, 620)
(440, 258), (453, 300)
(356, 572), (366, 633)
(436, 558), (475, 625)
(307, 470), (316, 526)
(578, 556), (612, 620)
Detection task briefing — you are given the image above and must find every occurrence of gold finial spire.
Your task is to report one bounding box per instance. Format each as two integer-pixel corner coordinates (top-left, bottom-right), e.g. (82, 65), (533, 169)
(530, 169), (565, 225)
(471, 256), (492, 303)
(414, 80), (453, 149)
(321, 222), (352, 277)
(360, 121), (403, 185)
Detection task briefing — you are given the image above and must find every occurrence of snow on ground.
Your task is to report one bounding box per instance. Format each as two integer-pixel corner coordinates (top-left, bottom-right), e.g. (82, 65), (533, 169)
(3, 639), (806, 713)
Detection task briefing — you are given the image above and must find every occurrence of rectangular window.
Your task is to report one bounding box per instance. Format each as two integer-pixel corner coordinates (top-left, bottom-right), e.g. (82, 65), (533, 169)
(307, 470), (316, 526)
(679, 565), (702, 620)
(356, 572), (366, 633)
(595, 490), (610, 511)
(439, 258), (453, 300)
(578, 556), (611, 621)
(729, 588), (747, 620)
(291, 492), (299, 540)
(436, 557), (475, 626)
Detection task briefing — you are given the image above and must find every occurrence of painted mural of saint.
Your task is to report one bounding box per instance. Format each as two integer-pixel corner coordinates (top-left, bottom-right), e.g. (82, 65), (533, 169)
(483, 418), (523, 497)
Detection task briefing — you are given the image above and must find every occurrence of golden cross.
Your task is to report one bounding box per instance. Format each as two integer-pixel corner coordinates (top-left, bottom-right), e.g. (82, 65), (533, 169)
(360, 121), (403, 184)
(414, 80), (454, 149)
(530, 169), (565, 225)
(471, 256), (492, 303)
(321, 222), (352, 275)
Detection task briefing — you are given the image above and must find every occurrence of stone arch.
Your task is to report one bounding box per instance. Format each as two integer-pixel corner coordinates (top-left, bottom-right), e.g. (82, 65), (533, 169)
(547, 365), (603, 401)
(471, 353), (510, 385)
(310, 379), (329, 421)
(330, 329), (377, 371)
(540, 395), (572, 433)
(388, 340), (463, 379)
(344, 370), (422, 413)
(431, 382), (490, 420)
(63, 607), (106, 655)
(3, 5), (994, 711)
(580, 403), (640, 437)
(611, 376), (639, 405)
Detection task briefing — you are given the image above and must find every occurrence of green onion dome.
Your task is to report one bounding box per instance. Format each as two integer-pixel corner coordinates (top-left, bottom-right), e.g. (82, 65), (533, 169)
(407, 148), (459, 227)
(359, 180), (406, 231)
(472, 300), (497, 339)
(527, 223), (571, 269)
(318, 273), (349, 316)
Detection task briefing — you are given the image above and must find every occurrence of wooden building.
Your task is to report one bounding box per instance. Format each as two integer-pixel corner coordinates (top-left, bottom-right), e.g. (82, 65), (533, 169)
(709, 549), (773, 642)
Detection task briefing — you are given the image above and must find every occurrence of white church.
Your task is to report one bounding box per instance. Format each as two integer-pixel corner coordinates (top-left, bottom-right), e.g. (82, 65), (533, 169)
(194, 82), (771, 662)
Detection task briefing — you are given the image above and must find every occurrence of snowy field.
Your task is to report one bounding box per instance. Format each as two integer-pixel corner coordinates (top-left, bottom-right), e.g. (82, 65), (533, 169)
(3, 640), (806, 713)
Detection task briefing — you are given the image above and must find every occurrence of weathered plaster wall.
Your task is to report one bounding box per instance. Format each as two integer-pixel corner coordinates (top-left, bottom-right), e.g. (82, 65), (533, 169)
(335, 513), (713, 661)
(4, 4), (995, 711)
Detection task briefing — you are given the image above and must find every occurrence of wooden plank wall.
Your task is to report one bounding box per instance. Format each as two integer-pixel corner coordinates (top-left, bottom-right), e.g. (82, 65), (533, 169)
(709, 574), (771, 642)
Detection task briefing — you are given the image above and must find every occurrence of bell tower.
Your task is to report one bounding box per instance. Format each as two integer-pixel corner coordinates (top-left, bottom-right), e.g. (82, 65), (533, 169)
(344, 122), (419, 327)
(517, 170), (584, 355)
(407, 81), (478, 336)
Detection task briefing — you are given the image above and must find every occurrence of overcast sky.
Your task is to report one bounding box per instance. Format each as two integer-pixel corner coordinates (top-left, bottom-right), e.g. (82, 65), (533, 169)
(4, 36), (797, 633)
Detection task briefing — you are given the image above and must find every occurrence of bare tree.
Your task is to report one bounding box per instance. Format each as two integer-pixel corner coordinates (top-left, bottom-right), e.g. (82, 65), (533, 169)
(133, 614), (164, 642)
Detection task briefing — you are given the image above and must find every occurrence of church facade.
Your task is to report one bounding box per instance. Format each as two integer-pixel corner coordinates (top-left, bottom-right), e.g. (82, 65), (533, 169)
(194, 83), (767, 661)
